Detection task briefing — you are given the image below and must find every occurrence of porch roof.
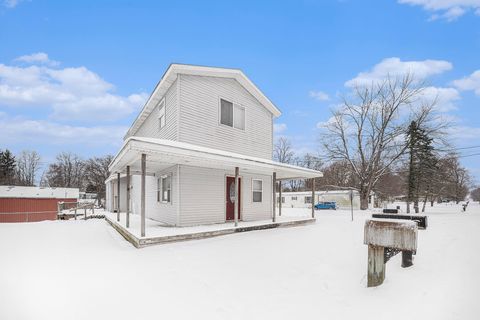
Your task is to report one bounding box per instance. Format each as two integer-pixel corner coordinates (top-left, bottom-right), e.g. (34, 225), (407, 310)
(107, 137), (323, 182)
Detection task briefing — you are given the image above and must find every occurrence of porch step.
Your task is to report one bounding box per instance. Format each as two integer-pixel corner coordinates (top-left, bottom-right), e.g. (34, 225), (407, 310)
(105, 216), (315, 248)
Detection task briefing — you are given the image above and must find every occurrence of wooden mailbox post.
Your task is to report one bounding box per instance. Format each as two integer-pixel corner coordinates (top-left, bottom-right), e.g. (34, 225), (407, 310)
(364, 219), (418, 287)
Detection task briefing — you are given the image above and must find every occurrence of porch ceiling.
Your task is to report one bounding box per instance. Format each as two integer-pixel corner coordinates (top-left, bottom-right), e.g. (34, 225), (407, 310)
(107, 137), (323, 181)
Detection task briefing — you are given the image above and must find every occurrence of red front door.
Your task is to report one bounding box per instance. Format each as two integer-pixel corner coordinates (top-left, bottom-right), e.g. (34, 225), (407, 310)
(226, 176), (241, 221)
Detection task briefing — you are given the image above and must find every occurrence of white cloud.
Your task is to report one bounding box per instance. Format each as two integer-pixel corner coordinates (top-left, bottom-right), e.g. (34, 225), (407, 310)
(447, 125), (480, 141)
(452, 70), (480, 95)
(399, 0), (480, 21)
(419, 86), (460, 111)
(3, 0), (23, 8)
(0, 113), (128, 146)
(309, 90), (330, 101)
(316, 116), (337, 129)
(14, 52), (59, 67)
(273, 123), (287, 134)
(345, 57), (452, 87)
(0, 57), (148, 121)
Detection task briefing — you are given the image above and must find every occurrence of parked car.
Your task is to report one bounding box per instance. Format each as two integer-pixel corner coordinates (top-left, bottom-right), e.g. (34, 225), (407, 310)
(314, 201), (337, 210)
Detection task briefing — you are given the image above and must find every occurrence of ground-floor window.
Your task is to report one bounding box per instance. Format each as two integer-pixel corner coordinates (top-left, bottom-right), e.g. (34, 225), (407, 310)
(252, 179), (263, 202)
(292, 196), (297, 201)
(305, 196), (312, 204)
(162, 175), (171, 203)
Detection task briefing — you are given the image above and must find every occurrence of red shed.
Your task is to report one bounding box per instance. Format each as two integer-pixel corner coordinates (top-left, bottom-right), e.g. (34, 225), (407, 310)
(0, 186), (79, 223)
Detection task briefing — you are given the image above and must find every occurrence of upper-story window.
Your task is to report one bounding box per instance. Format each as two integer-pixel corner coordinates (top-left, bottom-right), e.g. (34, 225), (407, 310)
(220, 98), (245, 130)
(158, 98), (166, 130)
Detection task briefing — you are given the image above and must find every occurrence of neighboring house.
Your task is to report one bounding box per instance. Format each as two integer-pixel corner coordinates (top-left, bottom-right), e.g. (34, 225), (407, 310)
(279, 190), (376, 210)
(78, 192), (99, 206)
(0, 186), (79, 223)
(105, 64), (322, 234)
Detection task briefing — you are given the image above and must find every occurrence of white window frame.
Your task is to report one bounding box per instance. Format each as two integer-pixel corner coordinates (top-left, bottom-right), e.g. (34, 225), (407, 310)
(161, 174), (171, 204)
(252, 179), (263, 203)
(305, 196), (312, 204)
(158, 98), (166, 130)
(292, 196), (297, 201)
(219, 98), (245, 131)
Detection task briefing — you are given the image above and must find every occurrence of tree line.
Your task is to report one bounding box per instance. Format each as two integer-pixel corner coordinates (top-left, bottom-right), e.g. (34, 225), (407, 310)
(274, 73), (474, 210)
(0, 149), (113, 201)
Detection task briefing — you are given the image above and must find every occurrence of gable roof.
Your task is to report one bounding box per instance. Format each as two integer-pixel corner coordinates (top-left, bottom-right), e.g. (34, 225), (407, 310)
(125, 64), (281, 138)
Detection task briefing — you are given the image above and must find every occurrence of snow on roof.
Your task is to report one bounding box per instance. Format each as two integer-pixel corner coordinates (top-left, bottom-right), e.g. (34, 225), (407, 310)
(281, 190), (359, 195)
(0, 186), (79, 199)
(125, 64), (281, 139)
(108, 137), (323, 181)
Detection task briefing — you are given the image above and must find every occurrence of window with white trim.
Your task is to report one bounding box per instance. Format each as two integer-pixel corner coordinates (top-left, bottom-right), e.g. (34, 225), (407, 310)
(252, 179), (263, 203)
(220, 98), (245, 130)
(161, 175), (171, 203)
(158, 99), (166, 130)
(305, 196), (312, 204)
(157, 178), (161, 202)
(292, 196), (297, 201)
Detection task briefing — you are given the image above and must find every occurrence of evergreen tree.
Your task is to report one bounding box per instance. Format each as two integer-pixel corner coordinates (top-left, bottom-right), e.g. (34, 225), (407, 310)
(0, 149), (17, 185)
(406, 121), (437, 213)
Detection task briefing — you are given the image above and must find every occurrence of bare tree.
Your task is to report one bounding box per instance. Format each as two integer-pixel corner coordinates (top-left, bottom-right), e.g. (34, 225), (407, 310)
(321, 74), (441, 209)
(84, 155), (114, 204)
(273, 137), (295, 164)
(15, 150), (41, 186)
(439, 154), (470, 203)
(45, 152), (85, 188)
(471, 187), (480, 202)
(318, 160), (357, 190)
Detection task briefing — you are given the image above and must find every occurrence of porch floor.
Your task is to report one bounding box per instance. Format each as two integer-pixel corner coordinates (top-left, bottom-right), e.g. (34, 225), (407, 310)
(105, 211), (315, 248)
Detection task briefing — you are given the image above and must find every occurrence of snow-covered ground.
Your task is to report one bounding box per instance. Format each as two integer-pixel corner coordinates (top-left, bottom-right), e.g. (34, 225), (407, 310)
(0, 203), (479, 320)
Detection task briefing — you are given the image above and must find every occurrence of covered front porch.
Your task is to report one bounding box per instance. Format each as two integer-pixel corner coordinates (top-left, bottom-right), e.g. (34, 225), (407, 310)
(105, 210), (315, 248)
(105, 137), (322, 240)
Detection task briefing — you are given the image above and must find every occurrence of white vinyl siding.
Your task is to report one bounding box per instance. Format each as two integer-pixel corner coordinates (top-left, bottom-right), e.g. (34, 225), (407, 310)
(177, 165), (272, 226)
(134, 79), (178, 141)
(158, 98), (166, 129)
(128, 167), (179, 226)
(179, 75), (273, 159)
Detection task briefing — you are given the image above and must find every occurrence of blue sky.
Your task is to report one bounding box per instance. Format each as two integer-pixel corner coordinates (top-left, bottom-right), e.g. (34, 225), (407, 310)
(1, 0), (480, 183)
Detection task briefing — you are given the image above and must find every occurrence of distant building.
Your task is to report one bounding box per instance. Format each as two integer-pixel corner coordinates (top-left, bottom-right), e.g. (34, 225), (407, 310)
(79, 192), (99, 206)
(0, 186), (79, 223)
(278, 190), (375, 210)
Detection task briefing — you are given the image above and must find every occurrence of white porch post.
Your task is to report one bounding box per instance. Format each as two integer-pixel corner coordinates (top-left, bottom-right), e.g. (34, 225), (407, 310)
(126, 165), (130, 228)
(279, 180), (282, 217)
(111, 180), (114, 212)
(272, 172), (277, 223)
(141, 153), (146, 237)
(117, 172), (121, 221)
(234, 166), (239, 227)
(311, 178), (315, 218)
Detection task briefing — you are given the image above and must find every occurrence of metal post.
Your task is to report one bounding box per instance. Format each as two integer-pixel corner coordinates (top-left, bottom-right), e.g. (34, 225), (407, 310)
(272, 172), (277, 223)
(350, 189), (354, 222)
(126, 165), (130, 228)
(311, 178), (315, 218)
(234, 167), (239, 227)
(84, 207), (87, 220)
(117, 172), (121, 222)
(279, 180), (282, 217)
(74, 208), (77, 220)
(141, 153), (146, 237)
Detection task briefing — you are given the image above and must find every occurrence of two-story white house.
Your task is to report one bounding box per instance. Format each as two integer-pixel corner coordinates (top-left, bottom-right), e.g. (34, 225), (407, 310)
(105, 64), (322, 236)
